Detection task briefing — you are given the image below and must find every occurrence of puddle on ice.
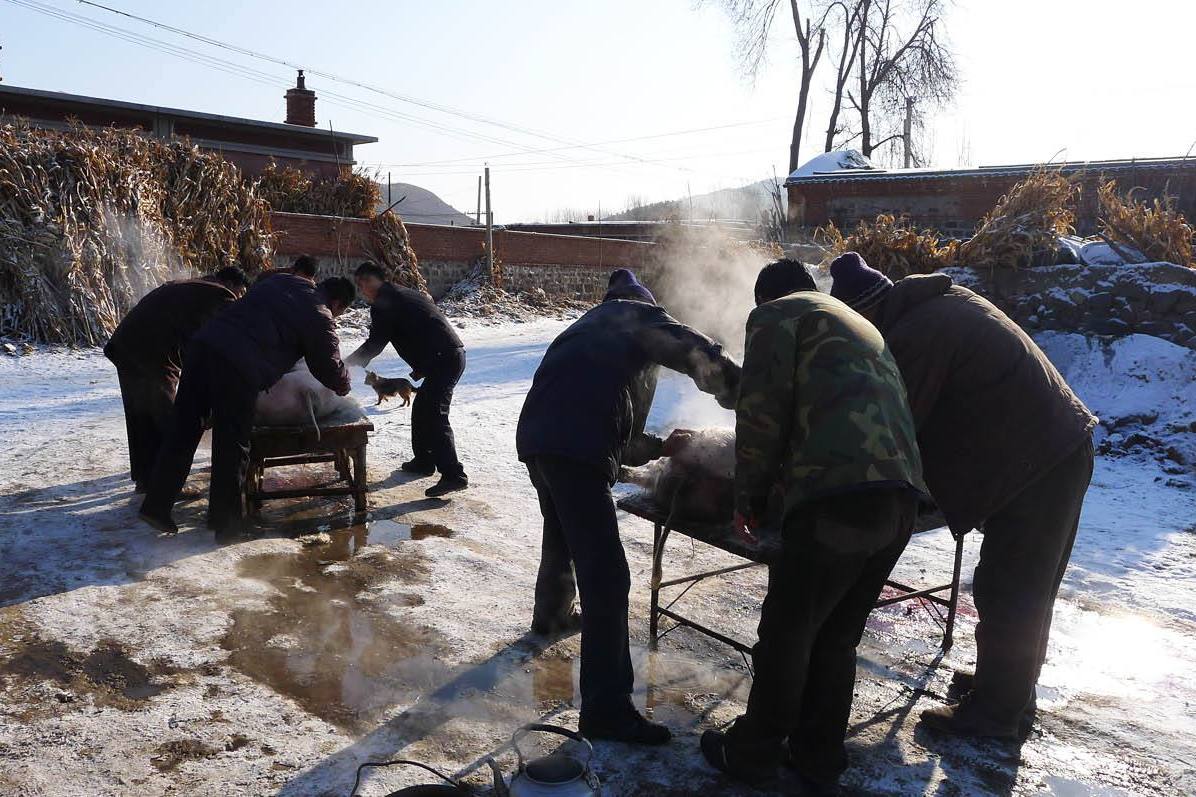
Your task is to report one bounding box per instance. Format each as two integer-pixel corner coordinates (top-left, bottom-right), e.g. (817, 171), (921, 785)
(367, 518), (455, 546)
(222, 543), (447, 733)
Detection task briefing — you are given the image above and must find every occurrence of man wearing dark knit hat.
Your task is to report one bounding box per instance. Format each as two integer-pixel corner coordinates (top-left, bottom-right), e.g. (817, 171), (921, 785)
(517, 268), (740, 746)
(829, 251), (1097, 739)
(701, 258), (924, 795)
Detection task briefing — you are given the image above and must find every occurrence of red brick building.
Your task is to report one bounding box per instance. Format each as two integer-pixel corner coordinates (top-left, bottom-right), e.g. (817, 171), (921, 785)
(786, 157), (1196, 238)
(0, 72), (375, 179)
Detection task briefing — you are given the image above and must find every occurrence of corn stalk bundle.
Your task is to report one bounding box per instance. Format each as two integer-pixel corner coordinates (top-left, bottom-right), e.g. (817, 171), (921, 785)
(367, 210), (428, 294)
(256, 162), (381, 219)
(957, 170), (1077, 270)
(818, 215), (957, 278)
(0, 121), (273, 345)
(1097, 180), (1193, 267)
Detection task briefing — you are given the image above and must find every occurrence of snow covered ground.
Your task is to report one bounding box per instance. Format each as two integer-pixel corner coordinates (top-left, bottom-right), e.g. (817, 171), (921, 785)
(1, 318), (1194, 796)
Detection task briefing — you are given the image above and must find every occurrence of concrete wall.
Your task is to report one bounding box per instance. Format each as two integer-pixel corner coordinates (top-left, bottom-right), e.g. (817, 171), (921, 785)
(270, 212), (655, 300)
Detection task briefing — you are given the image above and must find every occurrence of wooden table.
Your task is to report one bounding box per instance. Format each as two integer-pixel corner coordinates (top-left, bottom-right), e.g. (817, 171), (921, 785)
(245, 409), (374, 515)
(617, 491), (965, 654)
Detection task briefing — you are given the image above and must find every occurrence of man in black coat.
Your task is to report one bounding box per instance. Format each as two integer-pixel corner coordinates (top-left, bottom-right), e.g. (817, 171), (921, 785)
(104, 267), (250, 492)
(516, 268), (741, 745)
(345, 261), (468, 498)
(140, 273), (355, 541)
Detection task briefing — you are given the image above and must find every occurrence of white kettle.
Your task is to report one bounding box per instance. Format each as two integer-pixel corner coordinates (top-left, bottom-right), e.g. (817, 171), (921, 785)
(489, 724), (601, 797)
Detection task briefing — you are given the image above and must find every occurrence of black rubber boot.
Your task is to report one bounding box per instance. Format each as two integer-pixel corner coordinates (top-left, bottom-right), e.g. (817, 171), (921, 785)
(580, 702), (671, 746)
(425, 474), (469, 498)
(138, 509), (178, 535)
(531, 608), (583, 637)
(700, 729), (778, 789)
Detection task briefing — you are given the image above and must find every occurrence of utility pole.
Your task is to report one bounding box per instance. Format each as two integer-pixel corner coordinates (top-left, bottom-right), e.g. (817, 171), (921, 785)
(903, 97), (915, 169)
(387, 172), (392, 208)
(476, 175), (482, 225)
(484, 165), (494, 281)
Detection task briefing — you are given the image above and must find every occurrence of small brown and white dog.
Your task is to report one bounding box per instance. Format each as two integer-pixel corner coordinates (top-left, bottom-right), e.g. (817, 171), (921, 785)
(364, 371), (418, 407)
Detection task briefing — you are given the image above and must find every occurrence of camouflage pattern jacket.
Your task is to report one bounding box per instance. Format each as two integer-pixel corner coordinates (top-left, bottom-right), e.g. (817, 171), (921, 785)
(735, 291), (925, 524)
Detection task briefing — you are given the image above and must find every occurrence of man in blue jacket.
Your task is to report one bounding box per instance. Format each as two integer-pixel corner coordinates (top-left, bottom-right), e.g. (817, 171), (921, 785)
(516, 268), (741, 745)
(140, 272), (355, 541)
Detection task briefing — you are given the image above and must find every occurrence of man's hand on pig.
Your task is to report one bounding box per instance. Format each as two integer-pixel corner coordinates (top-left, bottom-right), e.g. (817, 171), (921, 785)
(662, 428), (696, 457)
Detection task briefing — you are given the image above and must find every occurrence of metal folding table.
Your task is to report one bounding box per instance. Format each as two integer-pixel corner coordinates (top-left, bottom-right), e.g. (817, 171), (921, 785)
(617, 492), (965, 654)
(244, 409), (374, 515)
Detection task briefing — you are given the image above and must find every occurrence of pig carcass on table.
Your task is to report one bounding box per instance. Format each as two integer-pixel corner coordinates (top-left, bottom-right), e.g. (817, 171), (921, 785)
(254, 360), (362, 439)
(620, 427), (736, 522)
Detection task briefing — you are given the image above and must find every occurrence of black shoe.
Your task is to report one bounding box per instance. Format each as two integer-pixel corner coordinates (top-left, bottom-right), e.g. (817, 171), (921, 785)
(133, 480), (148, 495)
(138, 509), (178, 535)
(782, 751), (843, 796)
(401, 460), (436, 476)
(425, 475), (468, 498)
(580, 705), (671, 746)
(947, 670), (1036, 736)
(700, 730), (776, 788)
(531, 608), (583, 637)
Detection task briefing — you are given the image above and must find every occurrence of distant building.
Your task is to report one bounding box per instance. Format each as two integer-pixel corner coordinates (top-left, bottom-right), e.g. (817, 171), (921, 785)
(0, 71), (376, 179)
(786, 153), (1196, 237)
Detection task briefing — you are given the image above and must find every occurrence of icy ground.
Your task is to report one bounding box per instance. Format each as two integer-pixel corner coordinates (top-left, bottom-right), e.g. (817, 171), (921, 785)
(1, 320), (1195, 797)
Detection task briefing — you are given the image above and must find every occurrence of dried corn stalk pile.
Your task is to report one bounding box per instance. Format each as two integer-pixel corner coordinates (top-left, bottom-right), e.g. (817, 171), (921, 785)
(256, 162), (381, 219)
(957, 170), (1076, 270)
(0, 122), (273, 345)
(1098, 180), (1193, 267)
(819, 215), (957, 278)
(367, 210), (428, 294)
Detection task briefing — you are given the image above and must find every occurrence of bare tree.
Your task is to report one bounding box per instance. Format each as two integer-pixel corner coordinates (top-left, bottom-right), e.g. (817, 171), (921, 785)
(846, 0), (956, 160)
(823, 1), (863, 152)
(710, 1), (830, 173)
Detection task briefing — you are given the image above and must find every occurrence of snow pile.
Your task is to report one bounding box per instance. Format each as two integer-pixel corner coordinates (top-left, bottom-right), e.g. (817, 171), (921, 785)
(1035, 331), (1196, 479)
(438, 279), (589, 326)
(786, 149), (876, 181)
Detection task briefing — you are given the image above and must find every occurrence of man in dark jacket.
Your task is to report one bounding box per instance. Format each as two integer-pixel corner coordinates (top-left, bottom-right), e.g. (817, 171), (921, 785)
(700, 260), (924, 794)
(140, 273), (355, 540)
(346, 261), (468, 498)
(830, 252), (1097, 739)
(516, 268), (740, 746)
(104, 267), (250, 492)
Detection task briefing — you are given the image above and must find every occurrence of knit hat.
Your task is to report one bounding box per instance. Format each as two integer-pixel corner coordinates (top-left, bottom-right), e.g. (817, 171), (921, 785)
(604, 268), (656, 305)
(829, 252), (893, 312)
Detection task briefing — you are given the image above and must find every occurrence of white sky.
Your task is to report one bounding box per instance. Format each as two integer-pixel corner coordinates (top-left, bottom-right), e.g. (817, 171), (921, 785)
(2, 0), (1193, 222)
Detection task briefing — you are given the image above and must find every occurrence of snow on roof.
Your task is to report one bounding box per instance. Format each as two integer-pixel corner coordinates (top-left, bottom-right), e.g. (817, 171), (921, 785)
(786, 150), (877, 181)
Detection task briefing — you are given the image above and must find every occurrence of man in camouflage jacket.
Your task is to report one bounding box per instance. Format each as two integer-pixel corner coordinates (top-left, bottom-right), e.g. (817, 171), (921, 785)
(701, 259), (925, 795)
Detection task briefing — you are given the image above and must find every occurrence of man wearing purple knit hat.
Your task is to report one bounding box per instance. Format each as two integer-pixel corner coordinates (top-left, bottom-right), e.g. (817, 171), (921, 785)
(830, 251), (1097, 740)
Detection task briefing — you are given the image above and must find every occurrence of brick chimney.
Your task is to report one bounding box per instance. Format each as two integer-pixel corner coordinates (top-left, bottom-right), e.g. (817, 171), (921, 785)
(285, 70), (316, 127)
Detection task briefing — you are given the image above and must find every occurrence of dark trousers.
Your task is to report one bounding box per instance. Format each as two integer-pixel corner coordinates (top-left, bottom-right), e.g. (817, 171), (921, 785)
(108, 357), (175, 486)
(972, 435), (1094, 723)
(527, 455), (634, 711)
(141, 341), (258, 531)
(411, 348), (466, 479)
(727, 488), (916, 783)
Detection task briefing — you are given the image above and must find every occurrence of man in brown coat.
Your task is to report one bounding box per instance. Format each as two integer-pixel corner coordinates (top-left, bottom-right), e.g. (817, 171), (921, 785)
(104, 267), (250, 492)
(830, 252), (1097, 739)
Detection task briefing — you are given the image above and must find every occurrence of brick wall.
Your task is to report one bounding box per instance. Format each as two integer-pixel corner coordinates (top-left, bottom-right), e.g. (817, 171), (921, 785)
(789, 164), (1196, 238)
(270, 212), (655, 299)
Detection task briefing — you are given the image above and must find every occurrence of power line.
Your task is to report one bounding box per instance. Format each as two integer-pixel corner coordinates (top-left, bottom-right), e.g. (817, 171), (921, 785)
(2, 0), (597, 166)
(375, 118), (786, 167)
(5, 0), (777, 186)
(68, 0), (724, 170)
